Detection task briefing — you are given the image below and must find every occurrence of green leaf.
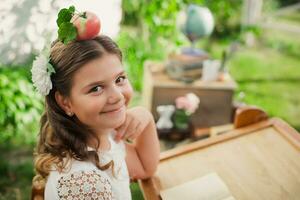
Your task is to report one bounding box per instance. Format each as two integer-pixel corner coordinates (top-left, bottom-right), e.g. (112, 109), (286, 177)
(56, 6), (77, 44)
(47, 63), (56, 75)
(58, 22), (77, 44)
(56, 6), (76, 27)
(68, 5), (75, 13)
(56, 8), (73, 27)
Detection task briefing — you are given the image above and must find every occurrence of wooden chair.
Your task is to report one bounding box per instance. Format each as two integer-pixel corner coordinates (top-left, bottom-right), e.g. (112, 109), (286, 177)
(233, 106), (268, 128)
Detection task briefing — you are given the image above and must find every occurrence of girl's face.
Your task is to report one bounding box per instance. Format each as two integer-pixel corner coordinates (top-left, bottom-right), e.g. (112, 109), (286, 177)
(67, 54), (133, 132)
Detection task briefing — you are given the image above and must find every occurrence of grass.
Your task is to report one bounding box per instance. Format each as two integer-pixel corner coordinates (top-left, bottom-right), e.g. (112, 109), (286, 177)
(227, 25), (300, 131)
(230, 50), (300, 130)
(273, 10), (300, 25)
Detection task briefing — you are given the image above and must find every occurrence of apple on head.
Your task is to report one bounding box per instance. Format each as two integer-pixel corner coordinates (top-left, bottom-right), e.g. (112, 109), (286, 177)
(57, 6), (101, 44)
(72, 11), (101, 41)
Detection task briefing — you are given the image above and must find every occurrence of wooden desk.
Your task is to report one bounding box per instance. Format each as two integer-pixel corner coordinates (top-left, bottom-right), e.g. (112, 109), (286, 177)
(139, 117), (300, 200)
(142, 61), (237, 128)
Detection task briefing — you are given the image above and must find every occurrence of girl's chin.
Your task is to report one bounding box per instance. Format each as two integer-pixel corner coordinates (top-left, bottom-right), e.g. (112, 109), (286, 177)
(112, 117), (126, 128)
(98, 106), (126, 128)
(102, 114), (126, 129)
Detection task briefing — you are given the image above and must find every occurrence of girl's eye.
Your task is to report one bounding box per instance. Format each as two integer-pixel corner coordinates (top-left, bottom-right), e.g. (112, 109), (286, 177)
(116, 75), (127, 84)
(90, 85), (103, 93)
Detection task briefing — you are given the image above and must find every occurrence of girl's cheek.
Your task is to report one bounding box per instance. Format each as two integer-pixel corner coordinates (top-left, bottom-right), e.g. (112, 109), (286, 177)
(124, 83), (133, 106)
(89, 96), (106, 110)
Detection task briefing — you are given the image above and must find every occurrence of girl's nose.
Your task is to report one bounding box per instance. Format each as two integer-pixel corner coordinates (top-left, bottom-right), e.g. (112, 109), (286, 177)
(107, 86), (123, 104)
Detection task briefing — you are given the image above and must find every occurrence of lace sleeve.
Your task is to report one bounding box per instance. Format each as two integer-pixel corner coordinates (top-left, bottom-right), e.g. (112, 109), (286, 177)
(56, 170), (113, 200)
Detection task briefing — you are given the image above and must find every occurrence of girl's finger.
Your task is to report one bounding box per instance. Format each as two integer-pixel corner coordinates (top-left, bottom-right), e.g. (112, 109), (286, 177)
(124, 121), (141, 141)
(122, 119), (140, 140)
(115, 116), (132, 141)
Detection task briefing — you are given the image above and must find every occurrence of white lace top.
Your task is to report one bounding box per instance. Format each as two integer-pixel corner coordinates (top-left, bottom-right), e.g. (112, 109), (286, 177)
(44, 135), (132, 200)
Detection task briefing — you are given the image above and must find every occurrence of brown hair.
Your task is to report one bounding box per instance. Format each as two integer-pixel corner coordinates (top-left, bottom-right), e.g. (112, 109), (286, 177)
(32, 35), (122, 199)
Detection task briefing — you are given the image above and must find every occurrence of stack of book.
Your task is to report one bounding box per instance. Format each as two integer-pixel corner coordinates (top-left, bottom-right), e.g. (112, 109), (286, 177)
(165, 52), (209, 83)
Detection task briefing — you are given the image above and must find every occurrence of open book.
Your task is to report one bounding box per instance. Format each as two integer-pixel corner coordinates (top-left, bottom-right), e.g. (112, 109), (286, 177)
(160, 172), (235, 200)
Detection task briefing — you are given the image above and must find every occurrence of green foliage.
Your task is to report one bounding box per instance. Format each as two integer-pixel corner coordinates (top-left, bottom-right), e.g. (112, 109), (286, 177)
(57, 6), (78, 44)
(122, 0), (243, 39)
(58, 22), (77, 44)
(0, 66), (43, 146)
(117, 29), (168, 91)
(201, 0), (242, 37)
(277, 0), (299, 7)
(120, 0), (243, 92)
(56, 6), (75, 27)
(263, 0), (279, 12)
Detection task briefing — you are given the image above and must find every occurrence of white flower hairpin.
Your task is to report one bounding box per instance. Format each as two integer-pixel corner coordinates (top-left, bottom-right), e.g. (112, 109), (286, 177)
(31, 5), (102, 96)
(31, 47), (56, 96)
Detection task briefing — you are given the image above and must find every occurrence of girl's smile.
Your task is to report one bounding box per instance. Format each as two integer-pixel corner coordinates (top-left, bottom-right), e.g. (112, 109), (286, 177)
(61, 53), (133, 132)
(100, 105), (125, 115)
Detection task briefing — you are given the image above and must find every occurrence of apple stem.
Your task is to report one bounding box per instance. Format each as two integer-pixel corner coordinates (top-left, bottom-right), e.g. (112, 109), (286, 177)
(74, 11), (87, 18)
(71, 14), (81, 23)
(82, 12), (87, 18)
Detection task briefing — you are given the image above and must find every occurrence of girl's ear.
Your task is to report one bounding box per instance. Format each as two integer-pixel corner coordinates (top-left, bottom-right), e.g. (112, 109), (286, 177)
(55, 91), (72, 114)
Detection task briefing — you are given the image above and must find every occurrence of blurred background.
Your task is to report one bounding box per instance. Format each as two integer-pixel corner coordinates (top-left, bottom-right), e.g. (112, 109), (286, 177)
(0, 0), (299, 199)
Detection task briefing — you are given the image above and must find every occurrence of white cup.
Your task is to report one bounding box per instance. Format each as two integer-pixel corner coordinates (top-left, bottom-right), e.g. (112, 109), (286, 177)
(202, 60), (221, 81)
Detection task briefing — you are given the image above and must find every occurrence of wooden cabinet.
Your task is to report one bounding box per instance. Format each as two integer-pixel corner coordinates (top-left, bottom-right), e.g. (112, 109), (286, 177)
(142, 61), (237, 128)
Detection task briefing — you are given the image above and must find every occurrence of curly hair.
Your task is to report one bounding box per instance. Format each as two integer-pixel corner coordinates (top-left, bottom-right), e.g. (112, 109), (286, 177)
(31, 35), (122, 199)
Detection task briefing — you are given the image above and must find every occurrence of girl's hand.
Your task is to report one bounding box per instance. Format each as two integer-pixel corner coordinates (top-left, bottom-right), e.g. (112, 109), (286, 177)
(115, 106), (153, 142)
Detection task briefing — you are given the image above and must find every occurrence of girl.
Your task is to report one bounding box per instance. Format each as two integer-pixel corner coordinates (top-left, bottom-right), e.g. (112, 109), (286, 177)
(31, 35), (160, 199)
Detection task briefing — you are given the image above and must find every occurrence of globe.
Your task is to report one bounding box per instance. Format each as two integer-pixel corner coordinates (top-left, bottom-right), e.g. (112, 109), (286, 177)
(166, 5), (214, 83)
(178, 4), (214, 55)
(180, 4), (214, 41)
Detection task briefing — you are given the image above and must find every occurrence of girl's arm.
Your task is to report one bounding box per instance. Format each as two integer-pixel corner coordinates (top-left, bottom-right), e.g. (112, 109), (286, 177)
(115, 106), (160, 179)
(125, 117), (160, 179)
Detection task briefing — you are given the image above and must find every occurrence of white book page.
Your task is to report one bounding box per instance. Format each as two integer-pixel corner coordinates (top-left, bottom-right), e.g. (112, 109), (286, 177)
(160, 172), (235, 200)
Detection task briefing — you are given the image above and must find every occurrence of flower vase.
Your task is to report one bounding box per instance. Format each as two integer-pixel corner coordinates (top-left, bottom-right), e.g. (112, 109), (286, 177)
(168, 109), (194, 141)
(170, 121), (193, 141)
(157, 128), (173, 140)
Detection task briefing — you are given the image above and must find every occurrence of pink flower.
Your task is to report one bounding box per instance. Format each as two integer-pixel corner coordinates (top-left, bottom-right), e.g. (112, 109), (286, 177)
(175, 93), (200, 114)
(175, 96), (190, 110)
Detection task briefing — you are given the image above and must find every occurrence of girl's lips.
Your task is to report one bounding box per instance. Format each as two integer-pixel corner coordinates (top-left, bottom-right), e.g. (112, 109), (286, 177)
(101, 105), (125, 115)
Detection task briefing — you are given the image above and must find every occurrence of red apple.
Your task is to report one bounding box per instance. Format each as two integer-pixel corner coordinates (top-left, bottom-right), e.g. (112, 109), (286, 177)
(72, 11), (101, 40)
